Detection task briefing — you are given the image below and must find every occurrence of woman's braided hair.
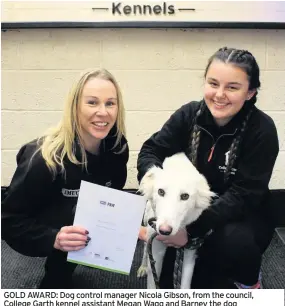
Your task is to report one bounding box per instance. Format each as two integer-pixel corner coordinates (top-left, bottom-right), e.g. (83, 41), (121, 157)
(189, 101), (206, 167)
(189, 47), (261, 184)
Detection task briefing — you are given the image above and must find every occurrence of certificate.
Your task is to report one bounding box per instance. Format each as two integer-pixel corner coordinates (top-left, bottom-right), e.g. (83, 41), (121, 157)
(67, 180), (146, 275)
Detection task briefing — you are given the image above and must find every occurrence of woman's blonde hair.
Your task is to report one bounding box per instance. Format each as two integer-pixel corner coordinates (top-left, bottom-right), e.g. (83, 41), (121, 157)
(38, 68), (126, 177)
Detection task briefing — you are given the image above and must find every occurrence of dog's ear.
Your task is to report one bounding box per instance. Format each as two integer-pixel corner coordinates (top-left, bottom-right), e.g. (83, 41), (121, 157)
(195, 189), (217, 209)
(195, 178), (217, 209)
(138, 166), (160, 200)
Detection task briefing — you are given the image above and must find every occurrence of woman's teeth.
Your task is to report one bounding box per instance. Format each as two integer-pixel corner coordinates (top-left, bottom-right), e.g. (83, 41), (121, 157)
(214, 102), (229, 108)
(93, 122), (108, 127)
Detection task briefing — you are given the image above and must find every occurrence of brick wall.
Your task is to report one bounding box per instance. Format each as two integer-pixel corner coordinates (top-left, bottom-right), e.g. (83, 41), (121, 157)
(2, 28), (285, 189)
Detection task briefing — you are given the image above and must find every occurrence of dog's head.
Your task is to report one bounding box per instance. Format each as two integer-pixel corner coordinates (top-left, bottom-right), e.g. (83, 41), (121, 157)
(139, 152), (216, 236)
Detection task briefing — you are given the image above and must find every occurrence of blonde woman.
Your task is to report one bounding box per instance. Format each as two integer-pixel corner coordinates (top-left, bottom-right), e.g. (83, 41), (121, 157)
(2, 69), (129, 289)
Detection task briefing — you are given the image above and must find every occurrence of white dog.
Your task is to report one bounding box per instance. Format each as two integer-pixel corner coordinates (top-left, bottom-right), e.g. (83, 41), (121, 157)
(137, 152), (215, 289)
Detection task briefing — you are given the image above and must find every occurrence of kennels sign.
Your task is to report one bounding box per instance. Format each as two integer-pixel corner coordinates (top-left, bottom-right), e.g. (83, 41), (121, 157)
(112, 2), (175, 15)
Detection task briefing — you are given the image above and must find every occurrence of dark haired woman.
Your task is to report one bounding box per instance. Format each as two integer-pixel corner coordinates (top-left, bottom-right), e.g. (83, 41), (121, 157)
(137, 47), (279, 289)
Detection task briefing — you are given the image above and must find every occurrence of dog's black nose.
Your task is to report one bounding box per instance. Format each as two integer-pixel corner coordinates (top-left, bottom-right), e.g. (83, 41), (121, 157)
(159, 229), (172, 235)
(159, 226), (172, 235)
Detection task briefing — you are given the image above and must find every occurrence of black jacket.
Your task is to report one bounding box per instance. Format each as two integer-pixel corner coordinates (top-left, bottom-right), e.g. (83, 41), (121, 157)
(137, 101), (279, 238)
(2, 132), (129, 257)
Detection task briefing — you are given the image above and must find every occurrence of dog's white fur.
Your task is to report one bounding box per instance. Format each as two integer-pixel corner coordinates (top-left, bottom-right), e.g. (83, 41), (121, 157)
(137, 152), (215, 289)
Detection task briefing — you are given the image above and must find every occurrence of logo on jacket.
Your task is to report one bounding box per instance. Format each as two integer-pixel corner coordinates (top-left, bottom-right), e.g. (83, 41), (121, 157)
(225, 150), (230, 166)
(218, 150), (237, 176)
(62, 188), (79, 197)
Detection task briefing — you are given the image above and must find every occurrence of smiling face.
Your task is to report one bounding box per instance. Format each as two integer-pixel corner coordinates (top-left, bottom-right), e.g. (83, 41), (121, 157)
(139, 153), (215, 236)
(78, 77), (118, 154)
(204, 60), (256, 126)
(152, 174), (204, 235)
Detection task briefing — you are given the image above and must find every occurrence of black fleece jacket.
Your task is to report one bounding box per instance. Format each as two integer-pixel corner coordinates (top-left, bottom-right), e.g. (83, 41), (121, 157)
(137, 101), (279, 238)
(2, 131), (129, 257)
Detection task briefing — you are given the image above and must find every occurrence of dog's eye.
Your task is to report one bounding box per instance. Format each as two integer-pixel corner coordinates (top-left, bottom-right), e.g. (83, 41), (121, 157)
(158, 189), (165, 197)
(180, 193), (189, 201)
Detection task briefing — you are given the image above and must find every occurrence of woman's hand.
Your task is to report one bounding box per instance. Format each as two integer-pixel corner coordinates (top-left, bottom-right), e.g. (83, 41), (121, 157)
(54, 226), (90, 252)
(156, 228), (188, 248)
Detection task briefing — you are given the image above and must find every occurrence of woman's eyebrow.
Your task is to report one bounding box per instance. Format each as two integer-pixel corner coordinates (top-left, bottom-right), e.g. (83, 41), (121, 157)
(207, 78), (242, 86)
(84, 96), (117, 100)
(228, 82), (242, 86)
(84, 95), (98, 99)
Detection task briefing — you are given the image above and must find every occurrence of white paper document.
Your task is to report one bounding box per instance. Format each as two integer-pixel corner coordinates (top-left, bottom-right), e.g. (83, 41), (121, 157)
(67, 180), (146, 275)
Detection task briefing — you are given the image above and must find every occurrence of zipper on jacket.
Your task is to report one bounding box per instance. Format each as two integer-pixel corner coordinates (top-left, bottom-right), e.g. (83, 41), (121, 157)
(208, 145), (215, 162)
(197, 125), (237, 163)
